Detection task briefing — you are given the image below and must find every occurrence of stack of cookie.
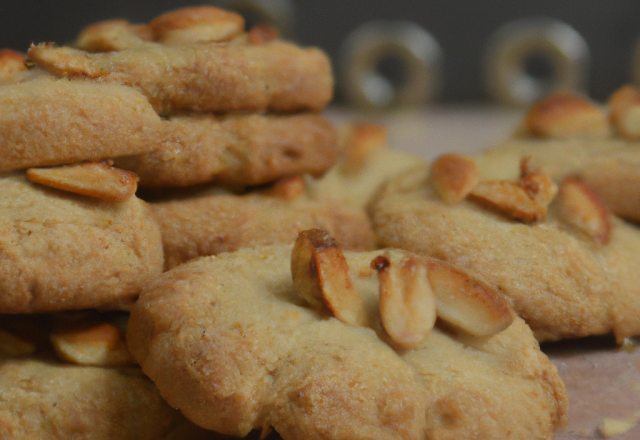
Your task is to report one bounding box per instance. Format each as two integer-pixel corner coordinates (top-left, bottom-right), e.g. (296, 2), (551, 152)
(0, 6), (375, 438)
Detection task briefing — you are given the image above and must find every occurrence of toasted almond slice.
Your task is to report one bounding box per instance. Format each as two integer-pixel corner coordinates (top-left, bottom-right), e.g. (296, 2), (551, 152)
(27, 162), (139, 202)
(149, 6), (245, 44)
(425, 259), (514, 337)
(0, 329), (36, 358)
(291, 228), (367, 326)
(340, 123), (388, 175)
(50, 322), (136, 366)
(558, 176), (612, 245)
(430, 153), (479, 203)
(76, 20), (154, 52)
(470, 180), (547, 223)
(261, 175), (305, 200)
(470, 161), (557, 223)
(608, 85), (640, 139)
(247, 24), (280, 45)
(372, 250), (436, 348)
(524, 92), (610, 138)
(0, 49), (27, 83)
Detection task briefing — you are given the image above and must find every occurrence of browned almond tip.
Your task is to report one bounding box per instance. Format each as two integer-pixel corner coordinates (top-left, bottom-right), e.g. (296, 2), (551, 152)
(340, 122), (388, 175)
(469, 160), (557, 223)
(426, 259), (514, 337)
(558, 176), (612, 245)
(291, 228), (368, 327)
(262, 175), (305, 200)
(524, 92), (610, 138)
(430, 153), (479, 203)
(149, 6), (245, 44)
(608, 85), (640, 139)
(373, 249), (436, 348)
(50, 322), (136, 366)
(27, 162), (139, 202)
(248, 24), (280, 45)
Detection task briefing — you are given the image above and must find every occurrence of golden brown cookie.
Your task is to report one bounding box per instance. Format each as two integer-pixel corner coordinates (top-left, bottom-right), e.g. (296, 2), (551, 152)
(0, 173), (163, 313)
(370, 159), (640, 342)
(114, 113), (338, 188)
(127, 243), (567, 439)
(0, 313), (217, 440)
(28, 7), (333, 114)
(150, 184), (375, 269)
(477, 89), (640, 222)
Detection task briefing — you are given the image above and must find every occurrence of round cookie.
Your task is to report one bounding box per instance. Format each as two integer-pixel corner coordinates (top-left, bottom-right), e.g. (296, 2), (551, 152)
(370, 161), (640, 342)
(0, 313), (217, 440)
(127, 244), (567, 439)
(0, 173), (163, 313)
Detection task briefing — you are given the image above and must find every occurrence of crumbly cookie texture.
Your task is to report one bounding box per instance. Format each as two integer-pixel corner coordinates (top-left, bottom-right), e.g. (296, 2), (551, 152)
(127, 244), (567, 440)
(370, 158), (640, 342)
(151, 186), (375, 270)
(0, 173), (163, 313)
(28, 21), (333, 114)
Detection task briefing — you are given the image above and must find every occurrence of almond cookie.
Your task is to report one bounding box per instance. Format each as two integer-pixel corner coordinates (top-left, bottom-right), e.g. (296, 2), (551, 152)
(0, 71), (337, 183)
(150, 182), (375, 269)
(370, 158), (640, 342)
(127, 242), (567, 439)
(114, 113), (338, 188)
(476, 88), (640, 222)
(0, 313), (217, 440)
(28, 7), (333, 115)
(0, 173), (163, 313)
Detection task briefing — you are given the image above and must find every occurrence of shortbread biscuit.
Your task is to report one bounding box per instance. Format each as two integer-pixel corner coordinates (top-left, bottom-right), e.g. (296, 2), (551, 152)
(476, 89), (640, 222)
(0, 313), (217, 440)
(370, 162), (640, 342)
(114, 113), (338, 187)
(150, 186), (375, 269)
(127, 244), (567, 439)
(0, 72), (163, 170)
(28, 35), (332, 114)
(0, 74), (337, 182)
(0, 173), (163, 313)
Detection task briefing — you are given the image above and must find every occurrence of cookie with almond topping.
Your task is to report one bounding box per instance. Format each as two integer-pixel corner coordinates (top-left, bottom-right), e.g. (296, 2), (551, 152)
(370, 157), (640, 342)
(0, 173), (163, 313)
(127, 242), (567, 440)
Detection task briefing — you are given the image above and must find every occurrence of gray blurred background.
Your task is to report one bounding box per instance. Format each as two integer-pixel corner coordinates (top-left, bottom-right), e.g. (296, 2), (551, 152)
(2, 0), (638, 106)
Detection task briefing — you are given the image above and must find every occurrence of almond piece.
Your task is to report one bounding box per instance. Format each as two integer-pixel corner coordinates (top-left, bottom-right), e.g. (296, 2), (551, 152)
(524, 92), (610, 138)
(430, 153), (479, 202)
(372, 250), (436, 348)
(0, 49), (26, 83)
(425, 259), (514, 337)
(76, 20), (154, 52)
(149, 6), (245, 44)
(470, 161), (557, 223)
(291, 228), (367, 326)
(340, 123), (388, 175)
(0, 329), (36, 358)
(608, 85), (640, 139)
(261, 175), (305, 200)
(247, 24), (280, 45)
(50, 322), (136, 366)
(558, 176), (612, 245)
(27, 162), (139, 202)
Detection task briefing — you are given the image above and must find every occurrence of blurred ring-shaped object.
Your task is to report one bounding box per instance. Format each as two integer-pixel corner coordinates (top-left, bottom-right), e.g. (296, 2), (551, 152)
(222, 0), (295, 38)
(340, 20), (442, 111)
(484, 18), (590, 107)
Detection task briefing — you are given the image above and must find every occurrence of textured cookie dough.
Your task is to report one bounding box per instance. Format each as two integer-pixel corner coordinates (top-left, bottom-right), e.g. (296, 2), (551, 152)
(128, 245), (567, 439)
(0, 173), (163, 313)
